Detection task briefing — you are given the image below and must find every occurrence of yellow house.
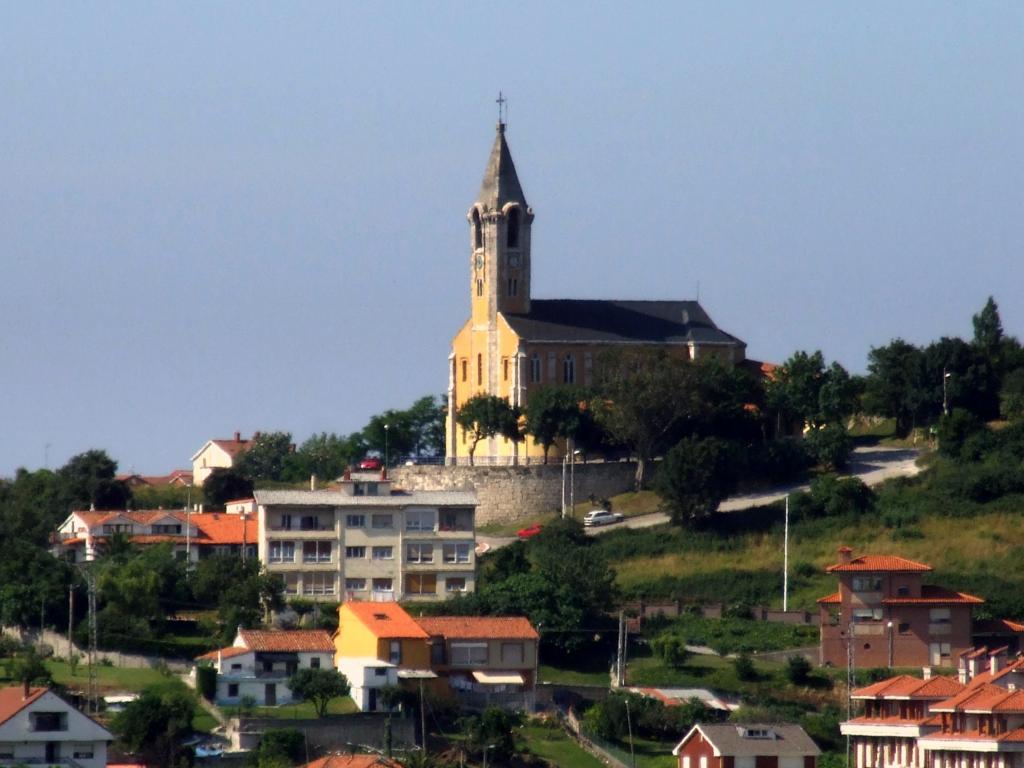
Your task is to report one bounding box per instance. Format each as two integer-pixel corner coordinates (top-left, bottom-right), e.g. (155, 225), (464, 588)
(446, 122), (748, 466)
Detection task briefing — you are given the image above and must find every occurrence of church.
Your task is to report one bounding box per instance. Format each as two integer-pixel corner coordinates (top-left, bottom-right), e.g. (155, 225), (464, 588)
(445, 120), (749, 466)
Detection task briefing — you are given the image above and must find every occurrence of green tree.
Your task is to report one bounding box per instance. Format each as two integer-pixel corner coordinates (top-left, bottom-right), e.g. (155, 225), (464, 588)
(1002, 368), (1024, 421)
(362, 411), (416, 465)
(454, 394), (521, 465)
(250, 729), (305, 768)
(804, 423), (853, 470)
(113, 686), (196, 768)
(407, 394), (447, 457)
(10, 647), (53, 688)
(194, 556), (284, 641)
(293, 432), (364, 481)
(202, 469), (254, 508)
(973, 296), (1004, 361)
(286, 668), (351, 717)
(786, 654), (813, 685)
(234, 432), (294, 483)
(58, 449), (131, 510)
(864, 339), (930, 436)
(657, 436), (739, 525)
(524, 386), (588, 463)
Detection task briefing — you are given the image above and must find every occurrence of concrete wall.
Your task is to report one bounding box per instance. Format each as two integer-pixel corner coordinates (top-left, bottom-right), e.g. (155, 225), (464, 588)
(229, 714), (416, 753)
(393, 462), (640, 525)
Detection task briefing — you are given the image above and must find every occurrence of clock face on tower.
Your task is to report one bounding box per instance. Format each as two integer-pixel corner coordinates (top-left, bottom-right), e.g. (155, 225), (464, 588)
(474, 253), (484, 270)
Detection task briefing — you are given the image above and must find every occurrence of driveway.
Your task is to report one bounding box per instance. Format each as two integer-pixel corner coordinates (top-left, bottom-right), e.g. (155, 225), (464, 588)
(477, 445), (922, 550)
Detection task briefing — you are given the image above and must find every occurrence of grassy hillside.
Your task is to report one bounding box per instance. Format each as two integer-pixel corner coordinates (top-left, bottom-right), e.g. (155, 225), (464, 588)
(597, 450), (1024, 619)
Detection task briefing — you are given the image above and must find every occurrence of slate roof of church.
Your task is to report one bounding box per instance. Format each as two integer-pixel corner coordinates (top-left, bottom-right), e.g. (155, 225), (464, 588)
(502, 299), (745, 347)
(477, 122), (527, 210)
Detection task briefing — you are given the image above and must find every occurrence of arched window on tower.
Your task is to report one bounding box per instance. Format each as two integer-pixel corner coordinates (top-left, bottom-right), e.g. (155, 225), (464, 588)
(530, 354), (542, 383)
(477, 354), (483, 386)
(506, 207), (520, 248)
(563, 354), (576, 384)
(472, 209), (483, 250)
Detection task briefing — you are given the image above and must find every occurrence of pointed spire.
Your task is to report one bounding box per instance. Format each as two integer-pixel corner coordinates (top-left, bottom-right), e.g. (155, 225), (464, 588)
(477, 122), (528, 210)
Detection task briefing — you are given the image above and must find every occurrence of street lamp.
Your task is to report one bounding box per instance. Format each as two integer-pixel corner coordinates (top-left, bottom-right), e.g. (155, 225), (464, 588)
(384, 423), (390, 469)
(482, 744), (497, 768)
(887, 621), (894, 668)
(943, 369), (952, 417)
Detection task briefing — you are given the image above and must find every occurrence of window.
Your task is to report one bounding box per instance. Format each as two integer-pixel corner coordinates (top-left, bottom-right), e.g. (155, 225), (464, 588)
(477, 354), (483, 385)
(73, 746), (95, 760)
(446, 577), (468, 593)
(852, 608), (882, 621)
(152, 524), (182, 534)
(407, 543), (434, 563)
(530, 354), (541, 383)
(443, 543), (471, 564)
(230, 662), (242, 671)
(300, 515), (321, 531)
(103, 523), (132, 534)
(507, 278), (518, 297)
(406, 509), (435, 532)
(461, 359), (467, 382)
(346, 514), (365, 528)
(372, 546), (394, 560)
(899, 622), (911, 634)
(897, 585), (910, 596)
(310, 657), (321, 669)
(852, 576), (883, 592)
(374, 667), (389, 678)
(476, 279), (483, 297)
(303, 541), (332, 563)
(277, 514), (292, 530)
(503, 358), (509, 381)
(345, 546), (366, 559)
(501, 642), (524, 664)
(269, 541), (295, 563)
(563, 354), (575, 383)
(389, 640), (402, 664)
(507, 207), (520, 248)
(30, 712), (67, 732)
(930, 608), (952, 624)
(372, 514), (393, 529)
(405, 573), (437, 595)
(280, 573), (299, 595)
(372, 578), (394, 595)
(472, 208), (483, 250)
(450, 643), (488, 665)
(303, 572), (335, 595)
(227, 683), (239, 697)
(345, 578), (367, 592)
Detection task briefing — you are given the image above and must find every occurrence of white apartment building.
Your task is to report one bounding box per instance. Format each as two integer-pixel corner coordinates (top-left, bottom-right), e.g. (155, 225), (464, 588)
(0, 686), (112, 768)
(254, 474), (477, 602)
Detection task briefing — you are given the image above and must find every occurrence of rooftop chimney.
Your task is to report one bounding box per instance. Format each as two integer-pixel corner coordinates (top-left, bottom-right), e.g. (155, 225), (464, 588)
(838, 546), (853, 565)
(234, 431), (241, 442)
(381, 467), (388, 481)
(22, 679), (30, 699)
(254, 431), (262, 440)
(923, 666), (933, 680)
(991, 647), (1007, 675)
(343, 467), (352, 482)
(310, 475), (317, 491)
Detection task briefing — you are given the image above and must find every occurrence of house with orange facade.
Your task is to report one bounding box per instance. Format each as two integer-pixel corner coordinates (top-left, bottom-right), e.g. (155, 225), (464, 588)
(818, 547), (983, 668)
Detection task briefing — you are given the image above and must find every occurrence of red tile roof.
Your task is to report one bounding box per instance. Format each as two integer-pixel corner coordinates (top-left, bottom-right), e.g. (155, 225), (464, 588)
(817, 591), (841, 604)
(212, 438), (251, 458)
(238, 630), (334, 653)
(414, 616), (539, 640)
(343, 602), (428, 640)
(827, 554), (932, 572)
(852, 674), (963, 700)
(303, 756), (400, 768)
(883, 585), (984, 605)
(191, 513), (258, 545)
(194, 646), (252, 662)
(0, 686), (47, 726)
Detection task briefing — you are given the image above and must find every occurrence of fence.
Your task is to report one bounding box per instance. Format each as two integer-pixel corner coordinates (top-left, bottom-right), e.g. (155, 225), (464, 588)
(620, 600), (820, 627)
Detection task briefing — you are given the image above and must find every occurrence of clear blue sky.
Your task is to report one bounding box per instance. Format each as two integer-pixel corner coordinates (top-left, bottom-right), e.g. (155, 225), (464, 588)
(1, 2), (1021, 476)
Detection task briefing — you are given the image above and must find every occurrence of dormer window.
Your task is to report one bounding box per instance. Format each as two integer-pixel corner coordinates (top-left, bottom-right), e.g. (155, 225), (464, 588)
(507, 207), (520, 248)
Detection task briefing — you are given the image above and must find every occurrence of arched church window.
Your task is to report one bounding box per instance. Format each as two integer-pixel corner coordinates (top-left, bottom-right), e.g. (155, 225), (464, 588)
(563, 354), (576, 384)
(476, 279), (483, 297)
(503, 359), (509, 381)
(472, 209), (483, 250)
(477, 354), (483, 385)
(506, 207), (520, 248)
(530, 354), (541, 383)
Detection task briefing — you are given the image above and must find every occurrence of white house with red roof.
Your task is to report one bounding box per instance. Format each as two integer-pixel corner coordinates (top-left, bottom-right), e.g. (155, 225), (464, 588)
(193, 629), (335, 707)
(818, 547), (983, 668)
(191, 431), (258, 486)
(671, 723), (821, 768)
(0, 685), (112, 768)
(54, 509), (258, 563)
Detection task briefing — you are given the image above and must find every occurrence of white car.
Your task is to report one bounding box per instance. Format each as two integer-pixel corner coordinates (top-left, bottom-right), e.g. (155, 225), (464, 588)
(583, 509), (625, 527)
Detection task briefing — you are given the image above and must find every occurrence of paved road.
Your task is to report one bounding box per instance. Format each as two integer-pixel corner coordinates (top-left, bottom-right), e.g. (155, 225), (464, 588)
(477, 445), (922, 551)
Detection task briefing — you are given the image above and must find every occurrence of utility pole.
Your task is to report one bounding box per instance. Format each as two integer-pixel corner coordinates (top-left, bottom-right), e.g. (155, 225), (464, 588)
(625, 698), (637, 768)
(67, 587), (74, 660)
(419, 679), (427, 758)
(87, 569), (98, 713)
(783, 495), (790, 612)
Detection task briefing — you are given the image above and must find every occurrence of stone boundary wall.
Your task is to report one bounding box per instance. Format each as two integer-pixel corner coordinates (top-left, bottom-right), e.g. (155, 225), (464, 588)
(393, 462), (640, 525)
(230, 714), (416, 753)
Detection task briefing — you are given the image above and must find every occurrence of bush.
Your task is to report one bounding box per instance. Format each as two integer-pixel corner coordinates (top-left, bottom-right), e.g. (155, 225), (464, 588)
(938, 409), (988, 461)
(196, 664), (217, 701)
(651, 635), (690, 668)
(786, 655), (813, 685)
(733, 653), (757, 681)
(804, 424), (853, 470)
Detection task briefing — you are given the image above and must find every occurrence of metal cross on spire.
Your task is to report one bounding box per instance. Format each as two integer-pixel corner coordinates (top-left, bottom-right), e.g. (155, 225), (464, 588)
(496, 91), (507, 125)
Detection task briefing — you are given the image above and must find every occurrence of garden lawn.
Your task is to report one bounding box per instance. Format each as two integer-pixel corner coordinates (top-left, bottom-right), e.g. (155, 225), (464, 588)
(538, 663), (610, 687)
(518, 723), (605, 768)
(45, 660), (171, 693)
(234, 697), (359, 719)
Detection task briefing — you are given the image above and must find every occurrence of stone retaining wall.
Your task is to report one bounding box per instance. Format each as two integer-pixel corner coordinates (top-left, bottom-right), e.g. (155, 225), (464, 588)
(393, 462), (641, 525)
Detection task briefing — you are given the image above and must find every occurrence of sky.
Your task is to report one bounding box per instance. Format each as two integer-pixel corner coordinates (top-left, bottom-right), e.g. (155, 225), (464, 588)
(1, 2), (1022, 476)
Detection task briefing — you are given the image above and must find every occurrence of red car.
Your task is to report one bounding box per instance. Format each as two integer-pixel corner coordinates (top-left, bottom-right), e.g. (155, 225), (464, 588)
(358, 457), (382, 470)
(517, 523), (544, 540)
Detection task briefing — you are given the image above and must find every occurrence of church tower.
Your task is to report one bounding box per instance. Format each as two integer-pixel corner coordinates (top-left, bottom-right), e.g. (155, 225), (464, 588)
(468, 121), (534, 325)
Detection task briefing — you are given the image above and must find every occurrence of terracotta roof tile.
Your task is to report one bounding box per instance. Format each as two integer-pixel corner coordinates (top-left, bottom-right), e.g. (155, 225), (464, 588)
(238, 630), (334, 653)
(883, 585), (984, 605)
(414, 616), (538, 640)
(827, 554), (932, 573)
(854, 674), (963, 700)
(0, 687), (48, 726)
(195, 646), (252, 662)
(303, 756), (400, 768)
(212, 439), (251, 458)
(344, 602), (428, 640)
(191, 513), (258, 545)
(817, 591), (841, 604)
